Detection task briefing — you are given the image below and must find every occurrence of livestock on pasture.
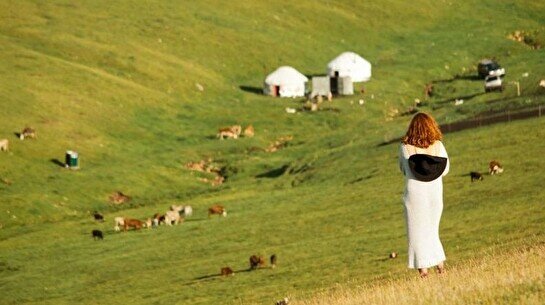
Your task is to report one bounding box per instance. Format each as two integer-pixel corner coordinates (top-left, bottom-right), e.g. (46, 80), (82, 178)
(489, 160), (504, 175)
(470, 171), (484, 182)
(270, 254), (277, 269)
(152, 213), (166, 227)
(114, 217), (125, 231)
(208, 204), (227, 218)
(165, 210), (184, 225)
(92, 229), (104, 240)
(0, 139), (8, 152)
(19, 127), (37, 140)
(249, 255), (266, 270)
(182, 206), (193, 217)
(93, 211), (104, 222)
(144, 218), (152, 228)
(123, 218), (143, 231)
(220, 267), (235, 276)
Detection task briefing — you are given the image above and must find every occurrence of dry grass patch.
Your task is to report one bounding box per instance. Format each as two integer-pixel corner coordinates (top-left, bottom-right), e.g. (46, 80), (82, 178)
(300, 245), (545, 305)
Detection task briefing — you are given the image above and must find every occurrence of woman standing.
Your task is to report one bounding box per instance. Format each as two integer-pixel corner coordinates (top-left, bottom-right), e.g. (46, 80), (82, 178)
(399, 113), (449, 277)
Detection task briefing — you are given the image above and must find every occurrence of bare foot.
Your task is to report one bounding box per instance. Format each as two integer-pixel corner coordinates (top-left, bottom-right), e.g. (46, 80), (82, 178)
(418, 268), (429, 278)
(436, 262), (445, 274)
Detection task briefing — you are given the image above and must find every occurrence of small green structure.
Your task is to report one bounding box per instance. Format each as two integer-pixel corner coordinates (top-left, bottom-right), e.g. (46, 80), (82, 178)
(65, 150), (79, 169)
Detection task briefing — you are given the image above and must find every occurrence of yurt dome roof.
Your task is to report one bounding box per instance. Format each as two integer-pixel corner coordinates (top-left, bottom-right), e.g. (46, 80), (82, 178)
(265, 66), (309, 86)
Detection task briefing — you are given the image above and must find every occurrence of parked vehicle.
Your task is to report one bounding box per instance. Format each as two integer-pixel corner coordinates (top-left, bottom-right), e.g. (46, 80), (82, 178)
(484, 75), (503, 92)
(478, 59), (506, 78)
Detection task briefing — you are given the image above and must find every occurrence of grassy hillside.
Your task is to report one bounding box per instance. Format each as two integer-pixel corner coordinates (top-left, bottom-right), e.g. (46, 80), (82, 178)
(1, 1), (544, 304)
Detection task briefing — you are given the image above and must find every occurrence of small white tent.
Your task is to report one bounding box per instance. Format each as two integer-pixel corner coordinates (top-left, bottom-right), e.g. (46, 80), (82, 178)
(327, 52), (372, 82)
(264, 66), (309, 98)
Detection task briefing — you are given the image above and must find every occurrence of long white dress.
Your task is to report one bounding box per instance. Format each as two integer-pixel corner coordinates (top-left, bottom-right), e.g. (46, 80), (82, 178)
(399, 140), (449, 269)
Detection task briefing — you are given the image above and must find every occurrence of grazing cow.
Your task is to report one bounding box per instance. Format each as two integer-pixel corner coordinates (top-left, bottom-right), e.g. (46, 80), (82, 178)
(389, 252), (398, 259)
(244, 125), (255, 138)
(164, 210), (183, 225)
(470, 171), (484, 182)
(182, 206), (193, 217)
(276, 298), (290, 305)
(489, 160), (504, 175)
(19, 127), (37, 140)
(93, 211), (104, 222)
(270, 254), (277, 269)
(249, 255), (266, 270)
(0, 139), (8, 152)
(220, 267), (235, 276)
(217, 125), (242, 140)
(144, 218), (152, 228)
(92, 229), (104, 240)
(123, 218), (143, 231)
(208, 205), (227, 218)
(114, 217), (125, 231)
(152, 213), (166, 227)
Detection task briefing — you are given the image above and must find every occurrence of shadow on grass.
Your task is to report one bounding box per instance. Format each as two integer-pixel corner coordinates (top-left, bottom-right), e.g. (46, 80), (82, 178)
(186, 267), (270, 285)
(50, 158), (65, 167)
(255, 165), (289, 178)
(432, 75), (481, 83)
(239, 85), (263, 95)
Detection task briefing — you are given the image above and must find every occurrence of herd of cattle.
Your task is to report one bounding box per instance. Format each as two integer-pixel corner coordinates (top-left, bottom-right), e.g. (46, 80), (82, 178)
(92, 204), (227, 234)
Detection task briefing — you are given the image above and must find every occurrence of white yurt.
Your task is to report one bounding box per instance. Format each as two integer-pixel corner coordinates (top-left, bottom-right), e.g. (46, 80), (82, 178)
(327, 52), (372, 82)
(263, 66), (309, 98)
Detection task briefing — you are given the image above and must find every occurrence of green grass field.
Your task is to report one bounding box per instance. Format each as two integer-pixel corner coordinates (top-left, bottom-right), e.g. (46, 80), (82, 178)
(1, 1), (544, 304)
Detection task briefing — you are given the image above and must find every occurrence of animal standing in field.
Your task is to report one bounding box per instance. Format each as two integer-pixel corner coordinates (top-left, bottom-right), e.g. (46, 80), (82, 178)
(144, 218), (152, 228)
(220, 267), (235, 276)
(0, 139), (8, 152)
(93, 211), (104, 222)
(270, 254), (277, 269)
(249, 255), (266, 270)
(114, 217), (125, 231)
(164, 210), (184, 225)
(208, 204), (227, 218)
(19, 127), (37, 140)
(244, 125), (254, 137)
(152, 213), (166, 227)
(92, 229), (104, 240)
(489, 160), (504, 175)
(182, 205), (193, 217)
(123, 218), (143, 231)
(217, 125), (242, 140)
(470, 171), (484, 182)
(275, 297), (290, 305)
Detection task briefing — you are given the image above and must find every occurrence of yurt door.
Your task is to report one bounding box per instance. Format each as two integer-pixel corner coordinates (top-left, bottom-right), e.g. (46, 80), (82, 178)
(273, 85), (280, 97)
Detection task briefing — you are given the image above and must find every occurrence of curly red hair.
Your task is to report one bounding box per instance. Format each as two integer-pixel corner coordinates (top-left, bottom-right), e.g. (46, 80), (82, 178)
(402, 112), (442, 148)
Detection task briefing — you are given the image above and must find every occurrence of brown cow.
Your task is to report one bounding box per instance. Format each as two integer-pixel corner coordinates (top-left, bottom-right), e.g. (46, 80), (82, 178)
(20, 127), (36, 140)
(208, 204), (227, 217)
(489, 160), (504, 175)
(220, 267), (235, 276)
(249, 255), (266, 270)
(123, 218), (143, 231)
